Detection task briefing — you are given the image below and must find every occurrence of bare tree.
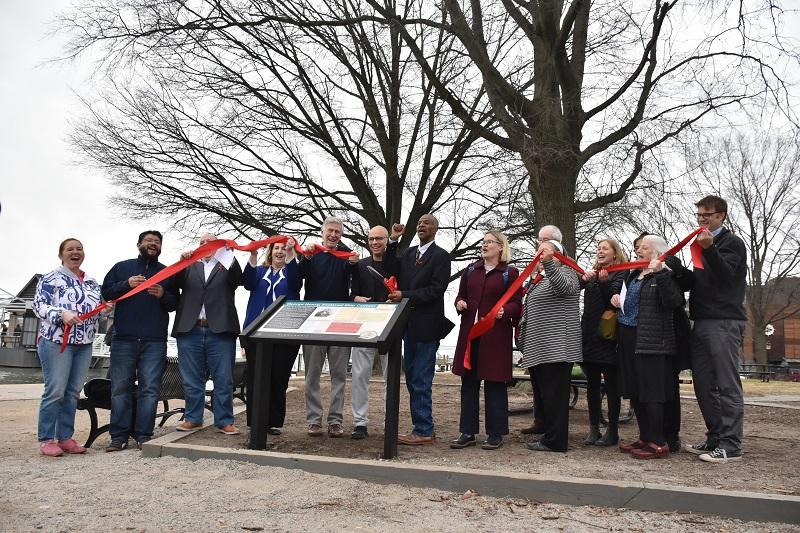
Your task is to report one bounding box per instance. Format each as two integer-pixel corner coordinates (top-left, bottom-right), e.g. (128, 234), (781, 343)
(60, 0), (529, 262)
(690, 132), (800, 366)
(359, 0), (798, 252)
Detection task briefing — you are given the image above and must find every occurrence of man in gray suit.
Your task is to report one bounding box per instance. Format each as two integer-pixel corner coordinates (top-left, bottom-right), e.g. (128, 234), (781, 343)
(172, 233), (244, 435)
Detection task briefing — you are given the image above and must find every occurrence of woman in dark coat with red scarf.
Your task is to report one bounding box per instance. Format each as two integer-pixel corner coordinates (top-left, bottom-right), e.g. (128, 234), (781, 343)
(450, 230), (523, 450)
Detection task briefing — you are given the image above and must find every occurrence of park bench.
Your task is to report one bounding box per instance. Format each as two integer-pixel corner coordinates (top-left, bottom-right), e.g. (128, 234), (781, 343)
(77, 356), (246, 447)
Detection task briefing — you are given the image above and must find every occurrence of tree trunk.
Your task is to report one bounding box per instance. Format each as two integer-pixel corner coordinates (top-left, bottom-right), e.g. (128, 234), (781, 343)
(522, 143), (580, 253)
(752, 327), (768, 366)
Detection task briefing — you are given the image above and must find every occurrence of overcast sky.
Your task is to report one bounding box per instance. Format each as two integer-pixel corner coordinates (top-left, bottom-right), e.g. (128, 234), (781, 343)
(0, 1), (231, 296)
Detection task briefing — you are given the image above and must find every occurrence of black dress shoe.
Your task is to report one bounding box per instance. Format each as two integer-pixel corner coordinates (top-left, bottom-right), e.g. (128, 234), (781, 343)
(449, 433), (476, 449)
(351, 426), (368, 440)
(526, 440), (559, 452)
(481, 435), (503, 450)
(267, 427), (282, 436)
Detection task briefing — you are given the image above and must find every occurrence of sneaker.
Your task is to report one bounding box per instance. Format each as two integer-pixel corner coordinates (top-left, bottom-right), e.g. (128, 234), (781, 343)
(307, 424), (323, 437)
(699, 448), (742, 463)
(684, 440), (717, 455)
(267, 427), (282, 436)
(328, 424), (344, 438)
(58, 438), (87, 454)
(449, 433), (476, 449)
(40, 440), (64, 457)
(217, 424), (240, 435)
(481, 436), (503, 450)
(175, 421), (203, 432)
(105, 439), (129, 453)
(351, 426), (368, 440)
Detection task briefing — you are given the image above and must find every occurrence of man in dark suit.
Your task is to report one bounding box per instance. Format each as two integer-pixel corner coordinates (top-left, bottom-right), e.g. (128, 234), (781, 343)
(387, 214), (453, 445)
(172, 233), (244, 435)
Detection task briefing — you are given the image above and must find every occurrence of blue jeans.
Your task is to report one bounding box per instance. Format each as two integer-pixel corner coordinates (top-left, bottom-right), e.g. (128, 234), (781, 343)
(403, 335), (439, 436)
(109, 340), (167, 441)
(37, 339), (93, 442)
(176, 326), (236, 427)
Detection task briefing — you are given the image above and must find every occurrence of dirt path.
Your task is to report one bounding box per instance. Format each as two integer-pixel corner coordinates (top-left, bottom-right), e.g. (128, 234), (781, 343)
(1, 377), (798, 532)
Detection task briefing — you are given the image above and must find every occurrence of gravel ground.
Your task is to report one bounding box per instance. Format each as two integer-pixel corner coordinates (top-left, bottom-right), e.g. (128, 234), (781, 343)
(184, 376), (800, 496)
(2, 452), (796, 532)
(2, 393), (798, 531)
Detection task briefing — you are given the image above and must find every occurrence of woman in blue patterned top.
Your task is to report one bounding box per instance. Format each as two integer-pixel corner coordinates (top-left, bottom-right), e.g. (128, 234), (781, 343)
(33, 238), (108, 457)
(242, 237), (302, 434)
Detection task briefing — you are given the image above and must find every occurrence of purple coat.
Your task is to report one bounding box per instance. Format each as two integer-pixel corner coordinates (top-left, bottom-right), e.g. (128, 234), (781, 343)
(452, 260), (523, 382)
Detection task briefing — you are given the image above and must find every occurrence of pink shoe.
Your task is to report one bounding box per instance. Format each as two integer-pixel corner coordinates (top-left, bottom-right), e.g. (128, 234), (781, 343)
(58, 438), (87, 454)
(40, 440), (64, 457)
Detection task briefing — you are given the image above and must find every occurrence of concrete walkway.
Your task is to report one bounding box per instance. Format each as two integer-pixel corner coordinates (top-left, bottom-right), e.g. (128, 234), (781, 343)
(0, 383), (41, 401)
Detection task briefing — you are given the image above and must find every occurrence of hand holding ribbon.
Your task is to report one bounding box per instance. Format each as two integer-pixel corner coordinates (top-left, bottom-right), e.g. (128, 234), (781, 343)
(463, 226), (707, 369)
(61, 235), (356, 351)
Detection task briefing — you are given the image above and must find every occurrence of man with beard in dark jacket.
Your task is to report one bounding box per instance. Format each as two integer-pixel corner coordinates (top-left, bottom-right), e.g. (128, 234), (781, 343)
(102, 231), (177, 451)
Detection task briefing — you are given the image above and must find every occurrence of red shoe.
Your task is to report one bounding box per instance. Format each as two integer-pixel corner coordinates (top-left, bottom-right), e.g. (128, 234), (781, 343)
(40, 440), (64, 457)
(631, 442), (670, 459)
(58, 438), (87, 454)
(619, 439), (646, 453)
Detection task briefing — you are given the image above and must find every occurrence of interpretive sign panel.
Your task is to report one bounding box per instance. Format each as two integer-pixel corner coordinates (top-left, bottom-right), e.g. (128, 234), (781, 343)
(249, 299), (406, 351)
(241, 296), (410, 458)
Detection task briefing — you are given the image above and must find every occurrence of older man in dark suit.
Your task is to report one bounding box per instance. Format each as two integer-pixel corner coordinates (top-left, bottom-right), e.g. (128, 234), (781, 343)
(387, 214), (453, 445)
(172, 233), (244, 435)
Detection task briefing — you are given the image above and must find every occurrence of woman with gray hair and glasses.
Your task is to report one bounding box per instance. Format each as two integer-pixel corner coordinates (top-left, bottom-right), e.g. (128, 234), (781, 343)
(613, 235), (684, 459)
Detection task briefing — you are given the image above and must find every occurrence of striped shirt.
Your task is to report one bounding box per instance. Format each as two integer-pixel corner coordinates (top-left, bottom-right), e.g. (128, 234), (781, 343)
(519, 260), (582, 368)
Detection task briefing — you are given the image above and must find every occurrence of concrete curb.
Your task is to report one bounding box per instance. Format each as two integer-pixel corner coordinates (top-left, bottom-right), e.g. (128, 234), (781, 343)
(142, 429), (800, 525)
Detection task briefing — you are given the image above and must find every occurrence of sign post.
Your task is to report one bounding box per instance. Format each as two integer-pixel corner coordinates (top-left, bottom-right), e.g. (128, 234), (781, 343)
(240, 296), (410, 458)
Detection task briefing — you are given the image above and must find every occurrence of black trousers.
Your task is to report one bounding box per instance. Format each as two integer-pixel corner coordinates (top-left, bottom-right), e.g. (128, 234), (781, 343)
(581, 362), (621, 427)
(531, 367), (543, 426)
(244, 343), (301, 428)
(631, 398), (666, 446)
(531, 362), (572, 452)
(663, 369), (681, 444)
(459, 342), (509, 438)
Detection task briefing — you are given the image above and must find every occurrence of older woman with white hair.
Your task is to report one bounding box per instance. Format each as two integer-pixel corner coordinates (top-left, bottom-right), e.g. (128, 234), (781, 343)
(613, 235), (684, 459)
(519, 235), (582, 453)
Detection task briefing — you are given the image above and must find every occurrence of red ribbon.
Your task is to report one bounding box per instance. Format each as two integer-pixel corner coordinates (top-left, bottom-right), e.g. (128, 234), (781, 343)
(462, 251), (542, 369)
(61, 235), (356, 351)
(604, 226), (707, 273)
(384, 276), (398, 293)
(462, 226), (707, 370)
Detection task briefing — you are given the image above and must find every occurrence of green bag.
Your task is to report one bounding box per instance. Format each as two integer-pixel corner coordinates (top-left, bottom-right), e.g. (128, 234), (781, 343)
(598, 309), (618, 341)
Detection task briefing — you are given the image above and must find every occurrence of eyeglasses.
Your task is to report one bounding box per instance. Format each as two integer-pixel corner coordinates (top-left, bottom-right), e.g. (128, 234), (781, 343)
(694, 211), (721, 219)
(367, 236), (387, 242)
(482, 239), (501, 246)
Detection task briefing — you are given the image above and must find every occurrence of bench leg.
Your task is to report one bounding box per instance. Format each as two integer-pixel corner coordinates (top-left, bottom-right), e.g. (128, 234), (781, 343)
(82, 407), (99, 448)
(82, 408), (110, 448)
